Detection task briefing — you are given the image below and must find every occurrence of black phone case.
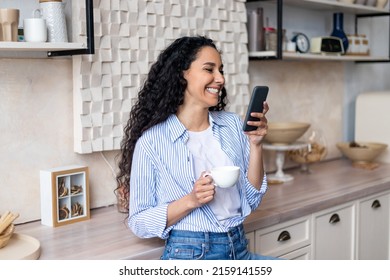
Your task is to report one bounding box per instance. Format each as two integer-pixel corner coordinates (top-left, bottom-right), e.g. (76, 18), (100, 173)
(242, 86), (269, 131)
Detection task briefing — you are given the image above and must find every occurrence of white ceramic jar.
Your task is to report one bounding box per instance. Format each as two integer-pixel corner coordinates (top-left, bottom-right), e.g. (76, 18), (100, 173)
(39, 0), (68, 42)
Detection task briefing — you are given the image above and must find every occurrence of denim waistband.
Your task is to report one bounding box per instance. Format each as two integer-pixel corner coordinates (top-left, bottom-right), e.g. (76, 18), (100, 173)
(168, 224), (245, 243)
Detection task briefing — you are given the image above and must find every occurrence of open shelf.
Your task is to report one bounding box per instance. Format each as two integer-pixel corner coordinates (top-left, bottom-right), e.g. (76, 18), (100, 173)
(0, 0), (94, 57)
(284, 0), (389, 14)
(0, 42), (85, 51)
(247, 0), (390, 62)
(249, 51), (390, 61)
(283, 51), (389, 61)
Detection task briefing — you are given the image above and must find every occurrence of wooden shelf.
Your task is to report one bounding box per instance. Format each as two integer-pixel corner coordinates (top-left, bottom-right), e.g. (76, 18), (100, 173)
(283, 52), (389, 61)
(284, 0), (389, 15)
(248, 0), (389, 14)
(249, 51), (389, 61)
(0, 42), (86, 51)
(249, 51), (278, 58)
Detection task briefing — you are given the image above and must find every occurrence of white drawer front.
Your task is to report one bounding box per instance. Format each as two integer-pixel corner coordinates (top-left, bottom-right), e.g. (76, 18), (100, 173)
(255, 216), (311, 257)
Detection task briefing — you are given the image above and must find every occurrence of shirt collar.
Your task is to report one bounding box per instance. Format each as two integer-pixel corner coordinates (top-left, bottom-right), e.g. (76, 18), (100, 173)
(166, 114), (187, 143)
(166, 111), (230, 143)
(209, 111), (229, 128)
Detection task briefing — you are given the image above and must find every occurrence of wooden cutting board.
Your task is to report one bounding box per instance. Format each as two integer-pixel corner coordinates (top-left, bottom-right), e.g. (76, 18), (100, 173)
(355, 92), (390, 163)
(0, 233), (40, 260)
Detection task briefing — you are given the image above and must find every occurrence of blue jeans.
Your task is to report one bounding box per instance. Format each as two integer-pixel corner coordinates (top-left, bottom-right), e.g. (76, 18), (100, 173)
(160, 224), (279, 260)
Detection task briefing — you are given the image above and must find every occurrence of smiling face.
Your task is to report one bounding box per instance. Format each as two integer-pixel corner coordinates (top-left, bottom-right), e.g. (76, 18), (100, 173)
(183, 46), (225, 110)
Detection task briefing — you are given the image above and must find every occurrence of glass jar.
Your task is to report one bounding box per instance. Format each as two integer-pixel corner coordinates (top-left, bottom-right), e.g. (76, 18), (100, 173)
(264, 28), (287, 52)
(264, 27), (277, 51)
(287, 128), (327, 173)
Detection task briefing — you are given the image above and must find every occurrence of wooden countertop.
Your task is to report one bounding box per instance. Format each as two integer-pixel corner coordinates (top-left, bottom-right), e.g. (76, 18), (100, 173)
(244, 158), (390, 232)
(14, 158), (390, 259)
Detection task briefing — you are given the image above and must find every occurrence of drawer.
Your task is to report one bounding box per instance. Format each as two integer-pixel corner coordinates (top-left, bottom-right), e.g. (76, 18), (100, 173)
(254, 215), (311, 257)
(279, 245), (311, 260)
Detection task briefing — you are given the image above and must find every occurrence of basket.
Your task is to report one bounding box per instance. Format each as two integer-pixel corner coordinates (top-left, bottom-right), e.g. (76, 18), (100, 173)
(0, 223), (15, 249)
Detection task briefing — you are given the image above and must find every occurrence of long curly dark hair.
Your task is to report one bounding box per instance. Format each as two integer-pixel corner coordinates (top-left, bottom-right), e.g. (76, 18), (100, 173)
(115, 36), (228, 211)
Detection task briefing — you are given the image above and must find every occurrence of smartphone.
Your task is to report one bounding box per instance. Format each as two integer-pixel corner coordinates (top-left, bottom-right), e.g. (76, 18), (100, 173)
(242, 86), (269, 131)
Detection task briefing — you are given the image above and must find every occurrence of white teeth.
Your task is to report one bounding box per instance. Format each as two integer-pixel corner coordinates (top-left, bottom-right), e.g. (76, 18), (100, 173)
(207, 87), (219, 94)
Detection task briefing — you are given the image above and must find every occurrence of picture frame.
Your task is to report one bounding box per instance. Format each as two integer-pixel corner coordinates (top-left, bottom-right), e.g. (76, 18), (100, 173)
(40, 165), (90, 227)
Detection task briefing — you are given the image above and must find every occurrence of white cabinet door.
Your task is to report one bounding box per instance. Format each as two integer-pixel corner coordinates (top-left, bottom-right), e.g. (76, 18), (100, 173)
(357, 191), (390, 260)
(312, 202), (355, 260)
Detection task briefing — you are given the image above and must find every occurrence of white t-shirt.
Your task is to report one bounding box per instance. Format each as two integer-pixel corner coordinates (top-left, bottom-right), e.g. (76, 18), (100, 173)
(187, 125), (241, 225)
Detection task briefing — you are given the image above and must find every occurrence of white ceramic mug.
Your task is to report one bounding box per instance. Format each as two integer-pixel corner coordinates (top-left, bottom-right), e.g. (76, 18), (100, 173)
(286, 41), (296, 52)
(24, 18), (47, 42)
(204, 166), (240, 188)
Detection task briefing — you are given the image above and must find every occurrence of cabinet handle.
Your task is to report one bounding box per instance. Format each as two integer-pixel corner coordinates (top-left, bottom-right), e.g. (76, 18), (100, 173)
(371, 199), (381, 209)
(277, 230), (291, 242)
(329, 213), (340, 224)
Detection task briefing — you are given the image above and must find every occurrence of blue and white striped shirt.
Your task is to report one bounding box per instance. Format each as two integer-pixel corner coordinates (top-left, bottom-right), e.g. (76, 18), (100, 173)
(128, 111), (268, 239)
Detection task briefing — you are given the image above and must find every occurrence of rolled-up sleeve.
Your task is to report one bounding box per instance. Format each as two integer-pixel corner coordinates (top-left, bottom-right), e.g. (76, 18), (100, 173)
(238, 115), (268, 210)
(128, 139), (168, 239)
(243, 174), (268, 210)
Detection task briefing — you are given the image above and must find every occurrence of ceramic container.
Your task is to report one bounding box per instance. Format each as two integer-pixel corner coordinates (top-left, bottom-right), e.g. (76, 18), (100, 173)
(39, 0), (68, 42)
(0, 8), (19, 41)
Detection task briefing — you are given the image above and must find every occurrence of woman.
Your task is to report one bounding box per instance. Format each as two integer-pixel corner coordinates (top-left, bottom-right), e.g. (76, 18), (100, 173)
(116, 36), (275, 260)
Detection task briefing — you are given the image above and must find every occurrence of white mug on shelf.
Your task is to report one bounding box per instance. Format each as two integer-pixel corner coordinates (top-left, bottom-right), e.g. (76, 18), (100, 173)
(286, 41), (296, 52)
(23, 10), (47, 43)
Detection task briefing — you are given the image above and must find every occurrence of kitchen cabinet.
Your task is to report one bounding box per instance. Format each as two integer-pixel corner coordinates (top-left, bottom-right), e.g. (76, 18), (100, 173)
(357, 191), (390, 259)
(246, 0), (390, 62)
(254, 215), (311, 259)
(279, 246), (311, 260)
(312, 201), (356, 259)
(0, 0), (94, 57)
(246, 231), (255, 253)
(253, 195), (390, 260)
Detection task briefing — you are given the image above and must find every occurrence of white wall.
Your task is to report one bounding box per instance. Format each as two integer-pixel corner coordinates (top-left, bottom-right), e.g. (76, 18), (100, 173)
(0, 58), (119, 223)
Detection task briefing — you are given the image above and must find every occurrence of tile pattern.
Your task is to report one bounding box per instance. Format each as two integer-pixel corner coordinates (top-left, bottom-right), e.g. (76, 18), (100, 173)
(72, 0), (249, 153)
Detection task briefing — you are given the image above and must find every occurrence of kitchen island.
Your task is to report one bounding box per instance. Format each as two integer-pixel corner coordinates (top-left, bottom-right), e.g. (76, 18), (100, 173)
(14, 158), (390, 259)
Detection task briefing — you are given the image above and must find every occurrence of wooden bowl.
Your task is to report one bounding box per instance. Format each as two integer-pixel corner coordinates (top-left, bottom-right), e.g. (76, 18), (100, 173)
(0, 224), (15, 249)
(264, 122), (310, 145)
(336, 141), (388, 163)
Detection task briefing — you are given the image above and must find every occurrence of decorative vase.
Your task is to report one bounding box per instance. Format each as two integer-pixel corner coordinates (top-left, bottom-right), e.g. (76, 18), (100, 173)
(330, 12), (349, 54)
